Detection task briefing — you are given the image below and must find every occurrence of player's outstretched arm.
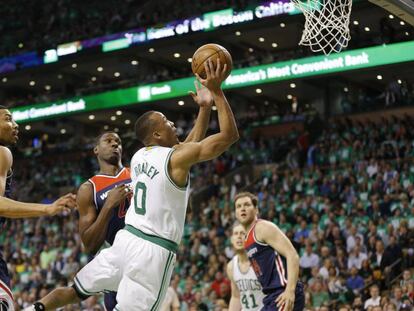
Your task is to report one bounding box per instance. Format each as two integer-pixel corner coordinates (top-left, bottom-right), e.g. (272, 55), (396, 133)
(0, 193), (76, 218)
(184, 81), (213, 143)
(170, 59), (239, 186)
(255, 221), (299, 311)
(78, 182), (131, 254)
(227, 260), (242, 311)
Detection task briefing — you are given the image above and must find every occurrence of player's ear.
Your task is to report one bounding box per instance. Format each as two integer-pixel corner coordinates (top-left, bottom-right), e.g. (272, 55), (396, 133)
(93, 146), (98, 155)
(153, 130), (161, 140)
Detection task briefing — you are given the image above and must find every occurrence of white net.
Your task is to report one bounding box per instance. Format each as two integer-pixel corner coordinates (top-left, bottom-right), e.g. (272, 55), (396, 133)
(291, 0), (353, 55)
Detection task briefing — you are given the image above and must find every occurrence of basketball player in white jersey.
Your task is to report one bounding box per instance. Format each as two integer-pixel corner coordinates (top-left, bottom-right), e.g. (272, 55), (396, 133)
(26, 58), (239, 311)
(228, 224), (264, 311)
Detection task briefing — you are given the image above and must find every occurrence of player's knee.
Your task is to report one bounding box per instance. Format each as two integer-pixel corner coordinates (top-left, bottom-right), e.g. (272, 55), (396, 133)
(72, 284), (92, 301)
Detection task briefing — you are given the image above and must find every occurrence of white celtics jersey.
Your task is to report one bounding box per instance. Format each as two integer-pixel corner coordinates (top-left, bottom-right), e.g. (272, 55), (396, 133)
(126, 146), (190, 244)
(233, 255), (264, 311)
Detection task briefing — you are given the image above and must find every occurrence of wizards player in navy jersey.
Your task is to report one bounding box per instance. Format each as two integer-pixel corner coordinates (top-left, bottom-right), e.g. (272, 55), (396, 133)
(234, 192), (304, 311)
(76, 132), (132, 311)
(0, 106), (76, 311)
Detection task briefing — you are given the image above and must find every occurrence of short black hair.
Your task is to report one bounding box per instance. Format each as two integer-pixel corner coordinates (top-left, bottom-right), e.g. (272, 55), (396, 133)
(94, 131), (119, 147)
(135, 111), (158, 144)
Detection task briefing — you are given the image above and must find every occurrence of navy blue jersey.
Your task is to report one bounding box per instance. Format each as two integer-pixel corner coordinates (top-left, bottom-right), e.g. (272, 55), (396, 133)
(244, 220), (289, 294)
(88, 167), (131, 245)
(244, 220), (305, 311)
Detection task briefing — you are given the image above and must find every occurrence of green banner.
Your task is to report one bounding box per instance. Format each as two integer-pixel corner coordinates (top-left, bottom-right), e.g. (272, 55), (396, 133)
(11, 41), (414, 123)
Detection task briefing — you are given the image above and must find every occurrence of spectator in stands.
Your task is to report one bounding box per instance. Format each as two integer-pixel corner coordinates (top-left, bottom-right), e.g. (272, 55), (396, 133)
(299, 243), (320, 278)
(390, 286), (403, 310)
(364, 284), (381, 309)
(310, 280), (329, 308)
(346, 267), (365, 293)
(348, 246), (368, 270)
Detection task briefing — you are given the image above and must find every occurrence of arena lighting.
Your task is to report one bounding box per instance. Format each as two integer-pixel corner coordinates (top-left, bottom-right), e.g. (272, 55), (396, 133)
(235, 31), (241, 36)
(287, 94), (293, 99)
(116, 110), (123, 116)
(280, 22), (286, 27)
(256, 88), (262, 93)
(57, 74), (63, 79)
(377, 75), (383, 80)
(25, 125), (31, 130)
(71, 63), (77, 68)
(114, 128), (119, 132)
(111, 116), (117, 121)
(364, 27), (370, 32)
(344, 87), (349, 92)
(178, 100), (185, 106)
(259, 37), (265, 42)
(125, 119), (131, 125)
(11, 41), (414, 123)
(353, 20), (359, 25)
(88, 115), (95, 120)
(272, 42), (278, 47)
(187, 58), (192, 63)
(97, 66), (103, 72)
(389, 14), (394, 19)
(290, 83), (296, 88)
(114, 72), (121, 77)
(2, 77), (7, 83)
(91, 76), (97, 81)
(60, 128), (66, 134)
(400, 21), (406, 25)
(29, 80), (35, 86)
(131, 60), (139, 65)
(18, 43), (23, 48)
(212, 106), (217, 111)
(104, 125), (109, 130)
(174, 53), (181, 58)
(397, 79), (402, 84)
(149, 48), (155, 53)
(248, 47), (254, 52)
(406, 32), (410, 36)
(45, 85), (51, 91)
(2, 0), (303, 74)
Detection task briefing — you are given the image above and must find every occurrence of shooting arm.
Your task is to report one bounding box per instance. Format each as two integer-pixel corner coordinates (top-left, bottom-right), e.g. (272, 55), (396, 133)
(184, 106), (211, 143)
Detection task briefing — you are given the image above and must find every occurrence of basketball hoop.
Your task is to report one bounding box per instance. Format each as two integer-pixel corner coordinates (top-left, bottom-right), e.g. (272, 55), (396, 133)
(291, 0), (353, 55)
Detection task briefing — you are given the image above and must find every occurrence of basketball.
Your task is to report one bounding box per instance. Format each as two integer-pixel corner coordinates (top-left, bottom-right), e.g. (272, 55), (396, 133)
(191, 43), (233, 79)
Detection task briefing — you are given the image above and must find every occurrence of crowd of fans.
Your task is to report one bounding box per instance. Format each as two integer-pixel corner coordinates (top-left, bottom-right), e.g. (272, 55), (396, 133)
(2, 105), (413, 310)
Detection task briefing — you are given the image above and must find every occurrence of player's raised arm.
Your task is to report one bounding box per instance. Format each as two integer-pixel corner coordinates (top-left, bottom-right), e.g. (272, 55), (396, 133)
(255, 220), (300, 311)
(170, 59), (239, 185)
(227, 260), (242, 311)
(184, 81), (213, 143)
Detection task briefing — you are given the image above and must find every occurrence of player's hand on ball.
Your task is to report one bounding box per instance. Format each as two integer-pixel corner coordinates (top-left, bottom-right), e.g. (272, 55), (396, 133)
(195, 58), (228, 91)
(275, 288), (295, 311)
(105, 184), (131, 209)
(189, 80), (213, 108)
(48, 193), (77, 216)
